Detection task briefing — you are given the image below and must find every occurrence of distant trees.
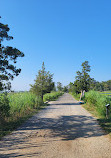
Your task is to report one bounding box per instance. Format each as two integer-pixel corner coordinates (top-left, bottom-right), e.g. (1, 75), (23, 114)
(57, 82), (63, 91)
(93, 80), (111, 91)
(30, 62), (54, 101)
(68, 61), (111, 94)
(63, 86), (68, 92)
(0, 17), (24, 91)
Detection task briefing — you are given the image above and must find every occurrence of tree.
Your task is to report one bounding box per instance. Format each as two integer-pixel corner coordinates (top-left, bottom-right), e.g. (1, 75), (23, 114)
(30, 62), (54, 101)
(0, 17), (24, 91)
(74, 61), (91, 93)
(68, 82), (74, 92)
(52, 84), (57, 91)
(63, 86), (68, 92)
(107, 80), (111, 90)
(57, 82), (63, 91)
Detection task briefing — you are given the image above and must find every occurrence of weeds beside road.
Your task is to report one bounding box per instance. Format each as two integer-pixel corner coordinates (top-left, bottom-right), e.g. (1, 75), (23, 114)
(1, 93), (111, 158)
(0, 91), (63, 139)
(71, 90), (111, 136)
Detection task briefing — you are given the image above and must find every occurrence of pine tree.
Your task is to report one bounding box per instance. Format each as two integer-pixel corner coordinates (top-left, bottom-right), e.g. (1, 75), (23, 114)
(0, 17), (24, 91)
(74, 61), (91, 93)
(30, 62), (54, 101)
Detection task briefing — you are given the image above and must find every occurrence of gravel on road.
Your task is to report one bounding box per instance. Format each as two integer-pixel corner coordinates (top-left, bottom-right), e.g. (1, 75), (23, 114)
(0, 93), (111, 158)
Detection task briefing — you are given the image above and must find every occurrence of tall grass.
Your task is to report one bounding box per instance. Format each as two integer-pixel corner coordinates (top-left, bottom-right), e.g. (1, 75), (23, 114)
(82, 91), (111, 135)
(0, 92), (43, 139)
(8, 92), (43, 119)
(0, 91), (63, 139)
(83, 90), (111, 117)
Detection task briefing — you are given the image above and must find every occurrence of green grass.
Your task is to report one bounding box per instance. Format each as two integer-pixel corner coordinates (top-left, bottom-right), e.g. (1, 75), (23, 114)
(0, 92), (44, 139)
(100, 91), (111, 94)
(83, 102), (111, 135)
(0, 91), (63, 139)
(82, 90), (111, 135)
(69, 92), (81, 101)
(43, 91), (64, 102)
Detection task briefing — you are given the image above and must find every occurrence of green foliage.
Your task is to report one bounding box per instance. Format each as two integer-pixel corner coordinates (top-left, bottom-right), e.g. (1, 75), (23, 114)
(70, 91), (81, 100)
(68, 82), (74, 92)
(8, 92), (45, 118)
(8, 92), (36, 115)
(83, 91), (111, 117)
(0, 17), (24, 91)
(69, 61), (111, 94)
(43, 91), (63, 102)
(57, 82), (63, 91)
(89, 80), (111, 92)
(0, 93), (10, 121)
(63, 86), (68, 92)
(30, 62), (54, 100)
(74, 61), (91, 93)
(34, 96), (43, 108)
(0, 91), (63, 139)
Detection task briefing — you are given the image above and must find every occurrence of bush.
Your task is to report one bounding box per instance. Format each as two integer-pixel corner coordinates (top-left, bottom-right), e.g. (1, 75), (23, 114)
(0, 93), (10, 122)
(43, 91), (63, 102)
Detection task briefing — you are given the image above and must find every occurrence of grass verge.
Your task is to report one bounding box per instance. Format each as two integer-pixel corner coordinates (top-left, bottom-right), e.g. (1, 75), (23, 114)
(0, 91), (63, 139)
(70, 90), (111, 135)
(82, 91), (111, 135)
(69, 92), (80, 101)
(0, 102), (48, 140)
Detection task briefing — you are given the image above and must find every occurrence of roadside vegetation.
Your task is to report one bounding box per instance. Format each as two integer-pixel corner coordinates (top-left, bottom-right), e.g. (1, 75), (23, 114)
(71, 90), (111, 135)
(82, 91), (111, 117)
(70, 91), (80, 101)
(0, 91), (63, 139)
(68, 61), (111, 135)
(43, 91), (63, 102)
(82, 91), (111, 135)
(0, 46), (63, 139)
(0, 19), (111, 139)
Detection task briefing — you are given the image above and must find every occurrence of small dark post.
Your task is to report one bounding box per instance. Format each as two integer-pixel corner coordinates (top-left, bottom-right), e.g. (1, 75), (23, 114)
(105, 104), (110, 119)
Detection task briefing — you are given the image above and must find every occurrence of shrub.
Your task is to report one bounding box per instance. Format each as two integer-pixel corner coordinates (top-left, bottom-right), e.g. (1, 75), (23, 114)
(43, 91), (63, 102)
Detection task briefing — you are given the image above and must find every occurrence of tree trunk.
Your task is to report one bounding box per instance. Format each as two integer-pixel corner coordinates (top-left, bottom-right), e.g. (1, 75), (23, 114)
(41, 94), (43, 102)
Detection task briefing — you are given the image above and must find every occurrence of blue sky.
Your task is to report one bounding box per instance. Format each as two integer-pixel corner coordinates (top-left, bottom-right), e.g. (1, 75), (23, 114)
(1, 0), (111, 91)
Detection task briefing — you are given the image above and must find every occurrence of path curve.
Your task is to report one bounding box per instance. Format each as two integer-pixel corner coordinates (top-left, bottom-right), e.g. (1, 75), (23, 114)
(0, 93), (111, 158)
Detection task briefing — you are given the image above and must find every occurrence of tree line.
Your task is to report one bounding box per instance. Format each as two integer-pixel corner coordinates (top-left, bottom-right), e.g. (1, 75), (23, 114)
(68, 61), (111, 94)
(0, 17), (110, 98)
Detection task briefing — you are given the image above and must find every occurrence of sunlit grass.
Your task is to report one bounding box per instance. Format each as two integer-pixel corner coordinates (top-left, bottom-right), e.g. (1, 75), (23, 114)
(43, 91), (64, 102)
(0, 91), (63, 139)
(82, 90), (111, 135)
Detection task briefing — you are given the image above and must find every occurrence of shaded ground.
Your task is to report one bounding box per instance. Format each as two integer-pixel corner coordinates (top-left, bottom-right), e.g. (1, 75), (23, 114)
(0, 93), (111, 158)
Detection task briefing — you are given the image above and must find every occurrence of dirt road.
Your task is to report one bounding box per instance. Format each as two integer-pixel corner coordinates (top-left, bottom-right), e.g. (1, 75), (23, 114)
(1, 93), (111, 158)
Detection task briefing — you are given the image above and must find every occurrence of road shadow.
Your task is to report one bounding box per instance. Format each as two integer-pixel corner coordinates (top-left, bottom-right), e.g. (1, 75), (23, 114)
(0, 114), (106, 157)
(20, 114), (104, 140)
(0, 152), (41, 158)
(1, 114), (105, 144)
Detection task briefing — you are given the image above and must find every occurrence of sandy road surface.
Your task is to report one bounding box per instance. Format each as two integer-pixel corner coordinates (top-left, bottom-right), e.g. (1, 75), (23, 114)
(1, 93), (111, 158)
